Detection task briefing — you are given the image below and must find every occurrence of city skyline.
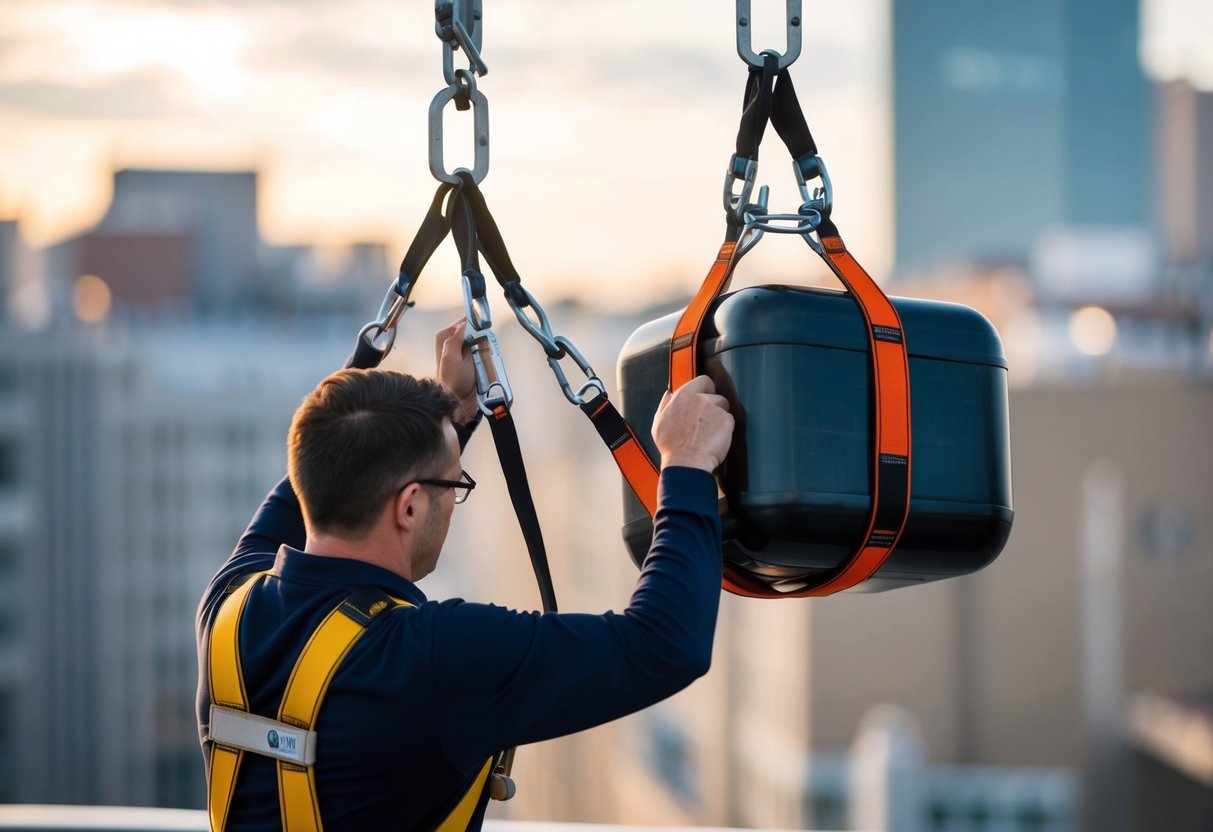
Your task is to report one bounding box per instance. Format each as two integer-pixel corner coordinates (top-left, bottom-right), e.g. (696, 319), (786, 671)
(0, 3), (1210, 828)
(0, 0), (892, 309)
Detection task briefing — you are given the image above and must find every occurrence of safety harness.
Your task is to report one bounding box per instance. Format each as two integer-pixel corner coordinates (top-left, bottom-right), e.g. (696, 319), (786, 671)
(204, 572), (495, 831)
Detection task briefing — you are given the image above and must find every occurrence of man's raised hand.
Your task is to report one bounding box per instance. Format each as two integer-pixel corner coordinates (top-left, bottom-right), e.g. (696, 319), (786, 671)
(435, 318), (478, 422)
(652, 375), (735, 473)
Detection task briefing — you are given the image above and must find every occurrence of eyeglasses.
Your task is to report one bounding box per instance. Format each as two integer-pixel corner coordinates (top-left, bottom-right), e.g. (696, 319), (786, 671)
(409, 469), (476, 504)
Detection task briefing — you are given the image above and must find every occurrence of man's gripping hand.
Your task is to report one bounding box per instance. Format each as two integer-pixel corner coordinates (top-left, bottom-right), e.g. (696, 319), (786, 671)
(435, 318), (478, 423)
(652, 375), (735, 473)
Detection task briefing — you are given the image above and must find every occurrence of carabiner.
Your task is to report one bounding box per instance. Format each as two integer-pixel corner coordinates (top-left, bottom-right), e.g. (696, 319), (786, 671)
(356, 273), (418, 357)
(462, 274), (512, 415)
(504, 283), (562, 359)
(794, 154), (833, 220)
(546, 336), (606, 407)
(436, 0), (487, 80)
(429, 76), (490, 185)
(736, 0), (803, 71)
(723, 155), (758, 225)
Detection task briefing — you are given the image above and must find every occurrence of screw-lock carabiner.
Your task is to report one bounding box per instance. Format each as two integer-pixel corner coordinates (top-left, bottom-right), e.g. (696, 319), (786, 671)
(436, 0), (487, 80)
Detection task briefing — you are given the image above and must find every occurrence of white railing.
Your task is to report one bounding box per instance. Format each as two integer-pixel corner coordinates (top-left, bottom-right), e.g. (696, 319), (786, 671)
(0, 806), (815, 832)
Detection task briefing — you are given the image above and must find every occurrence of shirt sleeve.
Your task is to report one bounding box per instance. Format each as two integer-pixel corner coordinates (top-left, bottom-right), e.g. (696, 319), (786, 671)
(428, 466), (722, 770)
(195, 477), (299, 636)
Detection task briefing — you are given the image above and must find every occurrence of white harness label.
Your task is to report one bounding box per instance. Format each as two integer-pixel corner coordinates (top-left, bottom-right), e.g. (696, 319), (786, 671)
(210, 705), (316, 765)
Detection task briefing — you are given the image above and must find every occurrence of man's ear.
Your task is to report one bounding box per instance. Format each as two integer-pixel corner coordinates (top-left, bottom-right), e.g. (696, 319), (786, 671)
(394, 483), (424, 532)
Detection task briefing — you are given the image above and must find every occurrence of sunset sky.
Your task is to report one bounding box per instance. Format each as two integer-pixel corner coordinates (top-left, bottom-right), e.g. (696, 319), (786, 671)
(0, 0), (1209, 307)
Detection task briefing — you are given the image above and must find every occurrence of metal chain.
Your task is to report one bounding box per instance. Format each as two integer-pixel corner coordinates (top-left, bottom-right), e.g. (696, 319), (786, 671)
(504, 284), (607, 406)
(431, 0), (490, 185)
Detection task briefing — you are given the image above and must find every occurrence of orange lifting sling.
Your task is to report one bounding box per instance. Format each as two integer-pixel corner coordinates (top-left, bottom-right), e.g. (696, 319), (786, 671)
(583, 55), (911, 598)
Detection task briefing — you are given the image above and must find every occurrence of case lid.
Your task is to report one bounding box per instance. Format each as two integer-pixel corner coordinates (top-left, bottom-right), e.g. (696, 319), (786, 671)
(622, 285), (1007, 369)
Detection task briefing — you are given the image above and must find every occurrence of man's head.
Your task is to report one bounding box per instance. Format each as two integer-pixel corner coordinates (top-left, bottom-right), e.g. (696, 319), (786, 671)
(287, 369), (461, 543)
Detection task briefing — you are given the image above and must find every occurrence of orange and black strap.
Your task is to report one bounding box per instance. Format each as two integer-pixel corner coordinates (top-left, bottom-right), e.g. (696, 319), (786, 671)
(789, 231), (911, 596)
(601, 59), (912, 597)
(580, 392), (661, 518)
(659, 227), (911, 598)
(668, 241), (740, 391)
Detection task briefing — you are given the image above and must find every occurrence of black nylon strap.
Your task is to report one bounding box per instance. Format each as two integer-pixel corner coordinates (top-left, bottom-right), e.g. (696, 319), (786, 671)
(444, 172), (559, 615)
(345, 338), (386, 371)
(396, 182), (458, 296)
(452, 170), (523, 287)
(735, 52), (779, 162)
(448, 184), (481, 275)
(346, 182), (459, 371)
(770, 69), (819, 161)
(487, 410), (559, 613)
(579, 392), (632, 451)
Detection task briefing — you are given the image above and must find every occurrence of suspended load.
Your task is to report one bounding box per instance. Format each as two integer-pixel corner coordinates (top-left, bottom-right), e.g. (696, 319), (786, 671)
(618, 286), (1013, 593)
(615, 2), (1013, 596)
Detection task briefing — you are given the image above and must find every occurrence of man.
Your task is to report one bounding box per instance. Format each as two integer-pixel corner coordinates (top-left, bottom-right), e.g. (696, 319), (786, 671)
(195, 319), (734, 830)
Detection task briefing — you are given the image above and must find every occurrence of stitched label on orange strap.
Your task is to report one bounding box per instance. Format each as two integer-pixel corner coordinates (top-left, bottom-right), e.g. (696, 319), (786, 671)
(671, 333), (694, 350)
(879, 454), (908, 466)
(823, 237), (846, 254)
(867, 532), (897, 548)
(872, 325), (903, 344)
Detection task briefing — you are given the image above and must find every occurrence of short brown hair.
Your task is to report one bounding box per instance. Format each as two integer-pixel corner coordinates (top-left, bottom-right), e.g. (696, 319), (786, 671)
(287, 369), (460, 538)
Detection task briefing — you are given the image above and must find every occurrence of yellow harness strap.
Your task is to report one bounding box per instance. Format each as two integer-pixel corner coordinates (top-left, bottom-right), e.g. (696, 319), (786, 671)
(206, 573), (494, 832)
(207, 572), (261, 832)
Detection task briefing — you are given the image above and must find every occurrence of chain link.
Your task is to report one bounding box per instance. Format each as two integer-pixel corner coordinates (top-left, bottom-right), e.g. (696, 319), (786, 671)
(430, 0), (491, 186)
(505, 283), (607, 406)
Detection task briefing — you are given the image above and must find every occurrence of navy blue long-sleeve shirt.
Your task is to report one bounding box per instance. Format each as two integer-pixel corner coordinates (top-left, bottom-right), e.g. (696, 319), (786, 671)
(195, 465), (722, 830)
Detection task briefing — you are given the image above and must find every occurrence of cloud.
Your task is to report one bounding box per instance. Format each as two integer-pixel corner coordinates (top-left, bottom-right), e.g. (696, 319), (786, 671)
(251, 30), (433, 82)
(0, 67), (195, 119)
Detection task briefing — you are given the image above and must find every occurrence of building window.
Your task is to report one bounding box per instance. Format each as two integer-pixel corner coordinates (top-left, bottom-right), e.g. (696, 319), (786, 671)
(0, 440), (18, 487)
(638, 710), (699, 807)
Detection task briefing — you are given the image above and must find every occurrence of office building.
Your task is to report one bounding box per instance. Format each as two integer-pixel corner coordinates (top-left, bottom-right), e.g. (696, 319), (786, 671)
(892, 0), (1150, 271)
